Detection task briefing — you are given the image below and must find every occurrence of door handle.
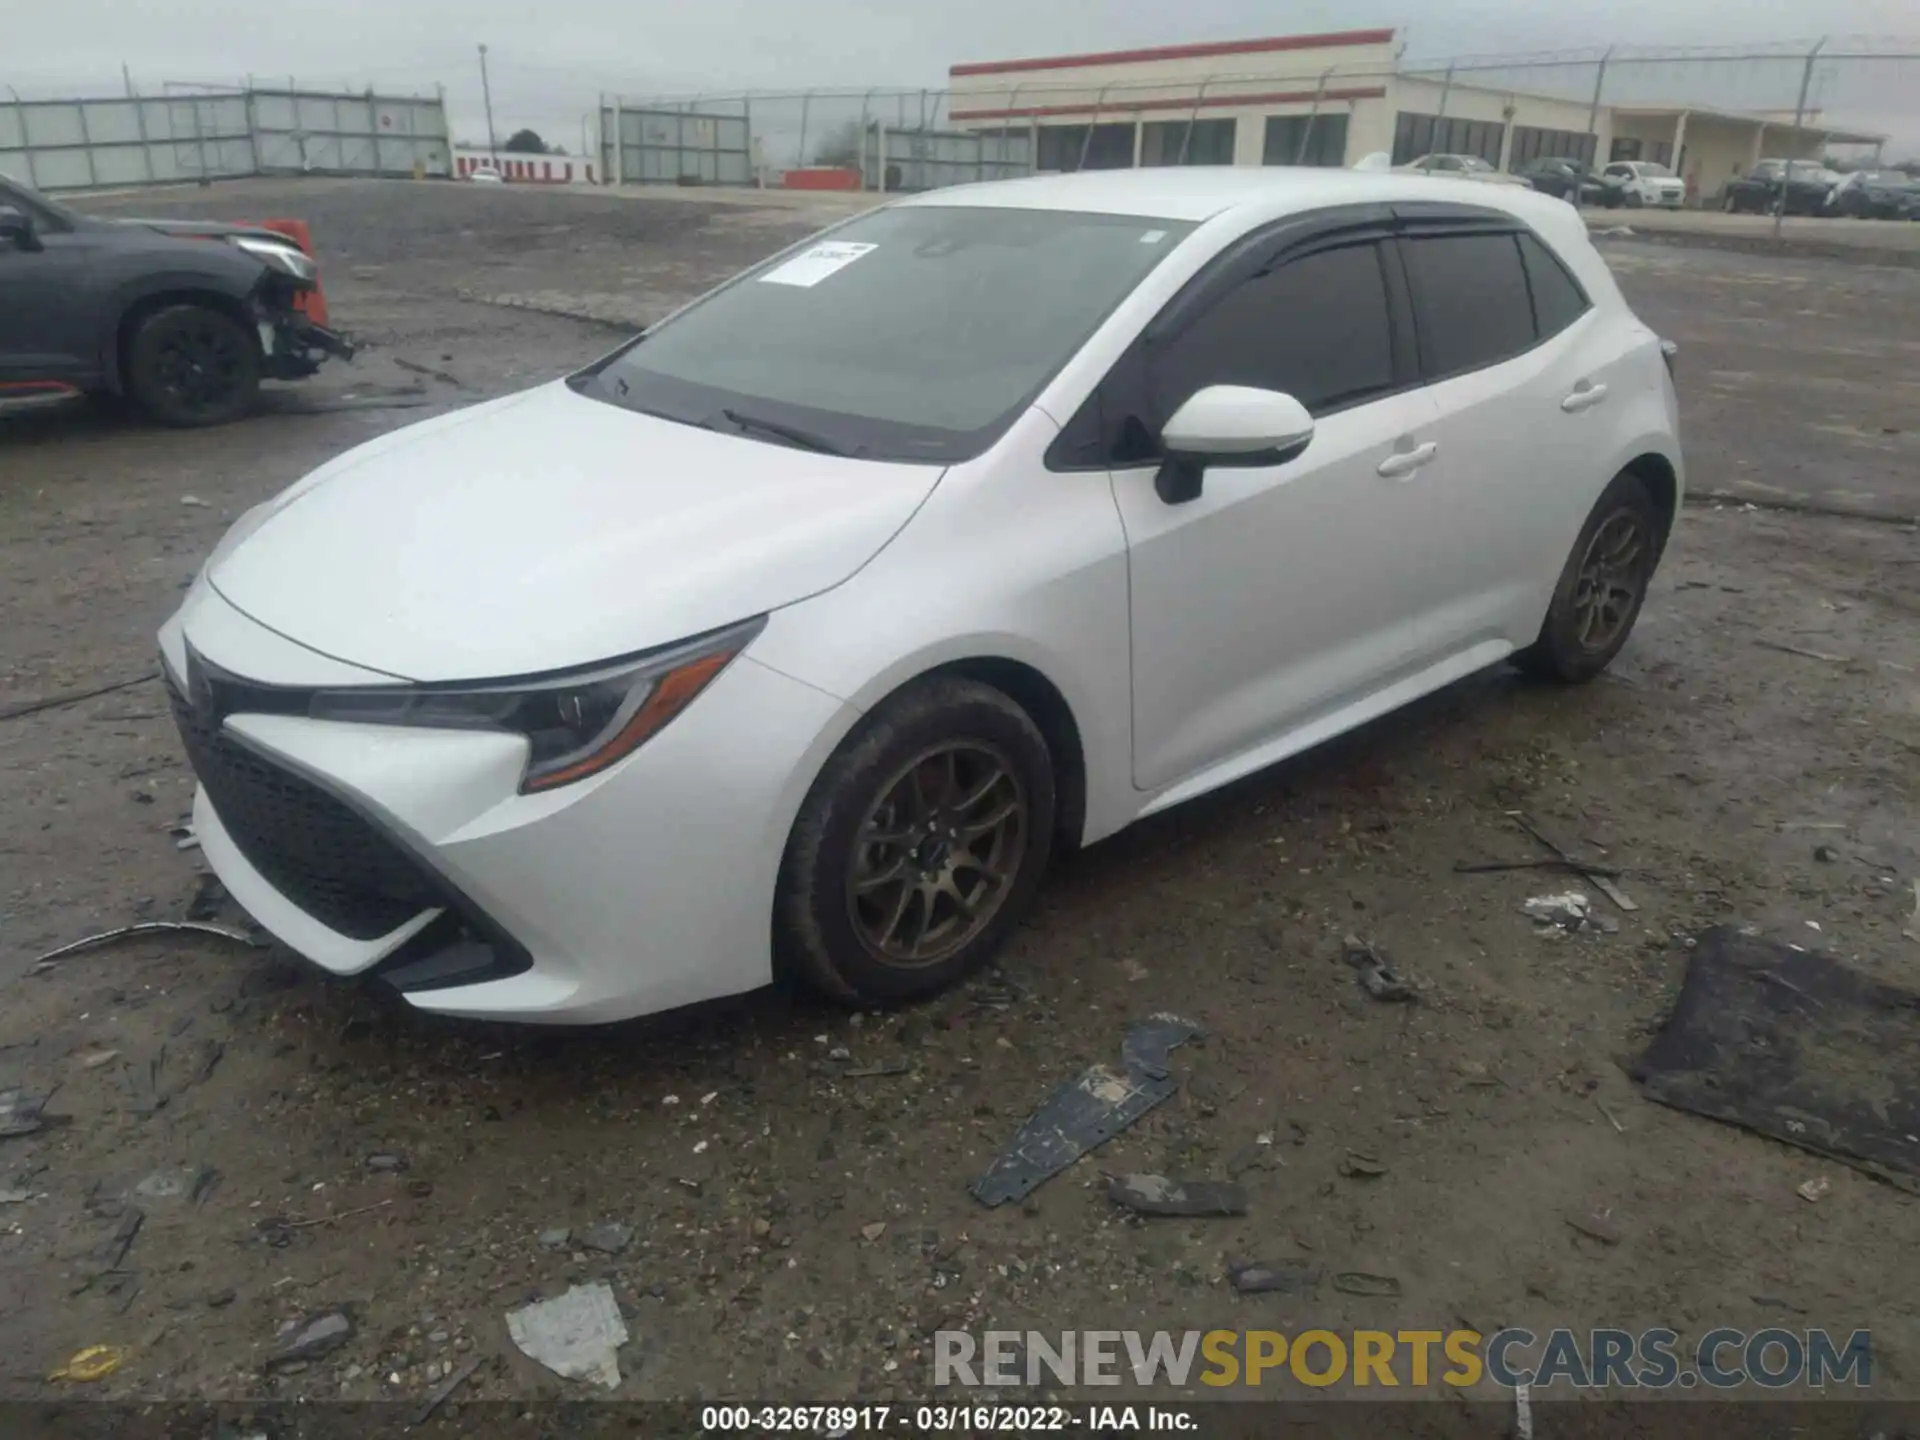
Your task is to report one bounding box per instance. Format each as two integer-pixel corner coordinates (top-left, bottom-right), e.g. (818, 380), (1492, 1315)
(1561, 382), (1609, 413)
(1376, 441), (1438, 479)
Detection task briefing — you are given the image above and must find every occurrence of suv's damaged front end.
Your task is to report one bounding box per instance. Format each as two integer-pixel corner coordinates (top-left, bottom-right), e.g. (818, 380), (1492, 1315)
(227, 232), (357, 380)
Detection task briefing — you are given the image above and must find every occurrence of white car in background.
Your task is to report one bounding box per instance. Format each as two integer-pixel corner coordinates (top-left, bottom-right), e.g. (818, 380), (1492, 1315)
(1397, 154), (1533, 188)
(163, 168), (1682, 1025)
(467, 166), (504, 185)
(1602, 161), (1686, 209)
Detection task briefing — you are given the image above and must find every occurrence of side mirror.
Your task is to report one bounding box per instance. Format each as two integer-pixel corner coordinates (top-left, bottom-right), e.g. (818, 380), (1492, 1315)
(1155, 385), (1315, 504)
(0, 205), (40, 252)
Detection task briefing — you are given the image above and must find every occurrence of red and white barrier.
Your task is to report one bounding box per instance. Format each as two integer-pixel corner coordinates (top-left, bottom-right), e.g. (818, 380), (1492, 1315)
(453, 149), (597, 185)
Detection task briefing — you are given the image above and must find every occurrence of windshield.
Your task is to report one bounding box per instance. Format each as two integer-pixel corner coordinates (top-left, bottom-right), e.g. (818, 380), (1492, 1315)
(579, 205), (1195, 464)
(1458, 156), (1494, 172)
(1632, 163), (1675, 177)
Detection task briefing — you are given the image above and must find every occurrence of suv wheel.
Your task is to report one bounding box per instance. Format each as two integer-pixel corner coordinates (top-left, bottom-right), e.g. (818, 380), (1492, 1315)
(124, 304), (261, 427)
(1513, 471), (1661, 684)
(777, 676), (1056, 1005)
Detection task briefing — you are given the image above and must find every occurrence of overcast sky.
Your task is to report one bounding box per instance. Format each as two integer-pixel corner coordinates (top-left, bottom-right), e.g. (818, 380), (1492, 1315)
(8, 0), (1917, 152)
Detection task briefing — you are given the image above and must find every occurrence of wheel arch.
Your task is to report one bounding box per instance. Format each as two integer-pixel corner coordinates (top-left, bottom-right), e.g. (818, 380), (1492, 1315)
(109, 287), (258, 392)
(1621, 449), (1681, 557)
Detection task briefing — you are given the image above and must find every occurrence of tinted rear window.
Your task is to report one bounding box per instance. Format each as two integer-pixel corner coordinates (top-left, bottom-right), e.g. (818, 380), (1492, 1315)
(1517, 233), (1590, 340)
(1400, 232), (1536, 380)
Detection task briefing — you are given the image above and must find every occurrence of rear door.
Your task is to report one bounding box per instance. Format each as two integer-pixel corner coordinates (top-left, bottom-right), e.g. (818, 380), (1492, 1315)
(1392, 211), (1616, 646)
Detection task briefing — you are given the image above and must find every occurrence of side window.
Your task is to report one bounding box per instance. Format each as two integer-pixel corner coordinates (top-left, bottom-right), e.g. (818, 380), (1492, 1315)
(1399, 232), (1535, 380)
(1148, 242), (1398, 421)
(1517, 232), (1590, 340)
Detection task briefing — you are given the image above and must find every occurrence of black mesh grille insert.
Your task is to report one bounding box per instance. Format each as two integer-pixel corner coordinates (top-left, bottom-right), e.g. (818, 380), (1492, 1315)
(167, 673), (442, 940)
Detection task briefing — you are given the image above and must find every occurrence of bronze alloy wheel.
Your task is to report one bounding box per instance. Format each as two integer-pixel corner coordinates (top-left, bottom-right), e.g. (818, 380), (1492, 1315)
(1571, 509), (1648, 653)
(845, 740), (1028, 967)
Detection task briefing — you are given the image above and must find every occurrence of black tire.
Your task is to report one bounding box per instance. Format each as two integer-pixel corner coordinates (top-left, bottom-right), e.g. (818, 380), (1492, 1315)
(1512, 472), (1662, 684)
(777, 675), (1056, 1006)
(1623, 189), (1644, 209)
(124, 304), (261, 428)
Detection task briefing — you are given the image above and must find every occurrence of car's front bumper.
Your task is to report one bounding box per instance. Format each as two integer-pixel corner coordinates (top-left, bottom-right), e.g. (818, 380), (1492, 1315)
(163, 584), (856, 1024)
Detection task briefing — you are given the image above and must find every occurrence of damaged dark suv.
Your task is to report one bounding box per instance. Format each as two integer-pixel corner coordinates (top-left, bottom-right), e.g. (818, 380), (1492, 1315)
(0, 174), (352, 426)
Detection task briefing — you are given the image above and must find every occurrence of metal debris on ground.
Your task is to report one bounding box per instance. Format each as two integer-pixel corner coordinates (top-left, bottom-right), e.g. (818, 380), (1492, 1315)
(0, 670), (160, 723)
(1634, 927), (1920, 1192)
(1228, 1261), (1321, 1295)
(969, 1014), (1203, 1208)
(47, 1345), (127, 1382)
(1755, 639), (1850, 665)
(1344, 935), (1417, 1002)
(842, 1060), (911, 1078)
(505, 1282), (629, 1390)
(1332, 1272), (1402, 1297)
(1511, 814), (1639, 913)
(0, 1089), (51, 1138)
(1106, 1174), (1248, 1217)
(266, 1311), (355, 1370)
(413, 1354), (484, 1424)
(30, 920), (265, 972)
(1564, 1210), (1624, 1245)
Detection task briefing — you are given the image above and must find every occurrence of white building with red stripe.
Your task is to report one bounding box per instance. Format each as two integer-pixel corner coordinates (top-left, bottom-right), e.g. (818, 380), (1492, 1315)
(945, 27), (1874, 203)
(452, 146), (597, 184)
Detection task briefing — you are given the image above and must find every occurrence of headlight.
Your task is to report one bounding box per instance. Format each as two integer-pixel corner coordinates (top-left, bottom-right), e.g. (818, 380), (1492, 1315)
(228, 234), (318, 283)
(307, 617), (766, 792)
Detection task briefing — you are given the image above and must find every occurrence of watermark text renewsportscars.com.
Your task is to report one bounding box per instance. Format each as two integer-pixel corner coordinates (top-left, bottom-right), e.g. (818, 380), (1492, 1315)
(934, 1328), (1872, 1391)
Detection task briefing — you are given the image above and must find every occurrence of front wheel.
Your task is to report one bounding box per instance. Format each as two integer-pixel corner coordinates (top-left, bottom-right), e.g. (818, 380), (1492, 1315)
(124, 304), (261, 428)
(777, 676), (1056, 1005)
(1513, 472), (1661, 684)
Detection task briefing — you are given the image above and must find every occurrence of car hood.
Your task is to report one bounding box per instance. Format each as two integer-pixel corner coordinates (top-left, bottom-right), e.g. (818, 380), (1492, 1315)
(206, 382), (943, 681)
(112, 217), (291, 243)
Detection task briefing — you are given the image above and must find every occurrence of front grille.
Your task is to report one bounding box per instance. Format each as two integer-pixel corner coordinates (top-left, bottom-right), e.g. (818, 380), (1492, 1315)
(167, 673), (442, 940)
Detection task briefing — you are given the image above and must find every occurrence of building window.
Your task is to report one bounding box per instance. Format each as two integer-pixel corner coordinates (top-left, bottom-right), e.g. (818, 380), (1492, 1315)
(1392, 111), (1505, 166)
(1610, 137), (1644, 162)
(1037, 122), (1136, 171)
(1262, 113), (1350, 167)
(1140, 118), (1235, 166)
(1509, 125), (1596, 167)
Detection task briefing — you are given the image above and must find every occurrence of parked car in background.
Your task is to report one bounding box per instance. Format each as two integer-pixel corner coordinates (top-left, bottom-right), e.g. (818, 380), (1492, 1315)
(1396, 154), (1534, 188)
(1721, 159), (1842, 215)
(162, 168), (1681, 1024)
(1513, 157), (1616, 205)
(467, 165), (504, 184)
(0, 173), (351, 426)
(1601, 161), (1686, 210)
(1826, 169), (1920, 220)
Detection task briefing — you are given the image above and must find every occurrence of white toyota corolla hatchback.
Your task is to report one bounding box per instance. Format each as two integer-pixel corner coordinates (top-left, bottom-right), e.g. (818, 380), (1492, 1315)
(162, 168), (1681, 1024)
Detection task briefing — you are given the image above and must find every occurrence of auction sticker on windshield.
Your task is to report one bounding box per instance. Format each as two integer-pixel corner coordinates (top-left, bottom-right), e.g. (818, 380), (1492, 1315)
(759, 241), (878, 288)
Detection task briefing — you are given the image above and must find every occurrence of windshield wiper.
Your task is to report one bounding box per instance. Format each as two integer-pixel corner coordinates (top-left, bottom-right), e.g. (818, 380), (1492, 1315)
(714, 407), (851, 457)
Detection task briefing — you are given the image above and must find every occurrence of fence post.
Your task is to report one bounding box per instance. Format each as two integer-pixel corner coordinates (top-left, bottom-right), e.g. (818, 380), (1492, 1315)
(877, 121), (888, 194)
(1433, 60), (1456, 155)
(1077, 83), (1111, 172)
(123, 65), (158, 184)
(244, 83), (262, 176)
(612, 96), (624, 185)
(797, 92), (811, 170)
(1176, 78), (1211, 164)
(1296, 66), (1334, 165)
(1579, 47), (1613, 206)
(191, 92), (211, 183)
(1777, 36), (1828, 240)
(72, 99), (101, 187)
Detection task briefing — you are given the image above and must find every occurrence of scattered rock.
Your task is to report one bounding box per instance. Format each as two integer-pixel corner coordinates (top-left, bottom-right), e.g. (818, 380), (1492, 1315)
(860, 1222), (888, 1243)
(267, 1311), (355, 1370)
(179, 494), (209, 508)
(77, 1050), (121, 1070)
(537, 1228), (572, 1250)
(0, 1188), (31, 1205)
(505, 1282), (628, 1389)
(206, 1288), (236, 1308)
(1107, 1174), (1248, 1217)
(1338, 1154), (1388, 1179)
(133, 1169), (194, 1201)
(1344, 936), (1417, 1002)
(578, 1222), (632, 1255)
(1524, 892), (1594, 935)
(1814, 844), (1840, 863)
(0, 1089), (50, 1139)
(365, 1154), (408, 1174)
(1796, 1176), (1831, 1203)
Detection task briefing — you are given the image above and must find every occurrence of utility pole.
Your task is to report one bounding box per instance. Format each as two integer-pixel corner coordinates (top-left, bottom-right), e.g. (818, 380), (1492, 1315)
(1578, 46), (1613, 207)
(1777, 36), (1828, 241)
(477, 43), (499, 168)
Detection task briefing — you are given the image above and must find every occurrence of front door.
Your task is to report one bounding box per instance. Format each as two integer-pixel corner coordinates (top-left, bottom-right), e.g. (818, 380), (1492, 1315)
(0, 186), (95, 381)
(1111, 235), (1447, 793)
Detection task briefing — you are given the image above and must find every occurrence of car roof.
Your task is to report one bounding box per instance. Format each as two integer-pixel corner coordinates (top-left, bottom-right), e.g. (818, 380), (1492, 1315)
(895, 165), (1554, 224)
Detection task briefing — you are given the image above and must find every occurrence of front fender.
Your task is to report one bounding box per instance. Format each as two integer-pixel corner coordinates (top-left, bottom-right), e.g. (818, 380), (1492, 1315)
(95, 253), (267, 386)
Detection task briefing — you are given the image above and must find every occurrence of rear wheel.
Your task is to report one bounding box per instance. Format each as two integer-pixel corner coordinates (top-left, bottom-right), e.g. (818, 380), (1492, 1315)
(124, 304), (260, 428)
(1513, 472), (1661, 684)
(777, 676), (1055, 1006)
